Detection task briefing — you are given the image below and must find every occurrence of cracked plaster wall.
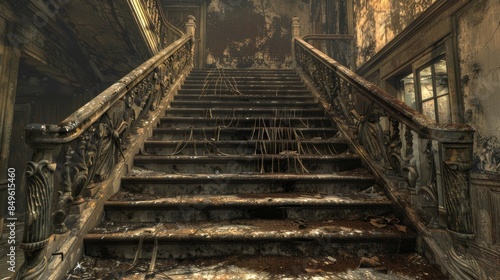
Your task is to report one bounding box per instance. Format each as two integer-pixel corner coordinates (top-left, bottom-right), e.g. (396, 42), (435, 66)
(206, 0), (312, 69)
(354, 0), (436, 68)
(459, 0), (500, 175)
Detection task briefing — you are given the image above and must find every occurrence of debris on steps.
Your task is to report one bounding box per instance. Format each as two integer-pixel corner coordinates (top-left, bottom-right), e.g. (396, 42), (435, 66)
(65, 69), (445, 279)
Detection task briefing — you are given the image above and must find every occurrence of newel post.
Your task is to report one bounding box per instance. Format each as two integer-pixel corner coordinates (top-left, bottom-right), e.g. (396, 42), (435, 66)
(291, 16), (301, 67)
(441, 142), (487, 279)
(185, 15), (196, 67)
(292, 16), (301, 38)
(17, 145), (56, 280)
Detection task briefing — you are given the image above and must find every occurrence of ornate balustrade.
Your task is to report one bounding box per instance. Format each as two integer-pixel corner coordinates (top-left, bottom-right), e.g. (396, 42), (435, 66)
(142, 0), (184, 48)
(16, 24), (194, 279)
(292, 18), (486, 279)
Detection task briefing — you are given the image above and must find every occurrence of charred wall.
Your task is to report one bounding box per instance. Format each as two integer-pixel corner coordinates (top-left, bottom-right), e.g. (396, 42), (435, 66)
(206, 0), (312, 69)
(459, 0), (500, 175)
(354, 0), (437, 67)
(458, 1), (500, 271)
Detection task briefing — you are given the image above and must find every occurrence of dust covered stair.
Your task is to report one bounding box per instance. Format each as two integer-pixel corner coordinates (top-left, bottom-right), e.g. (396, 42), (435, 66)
(67, 69), (444, 279)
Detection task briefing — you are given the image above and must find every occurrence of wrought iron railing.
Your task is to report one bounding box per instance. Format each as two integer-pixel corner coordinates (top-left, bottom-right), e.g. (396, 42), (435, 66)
(16, 24), (194, 279)
(292, 19), (485, 279)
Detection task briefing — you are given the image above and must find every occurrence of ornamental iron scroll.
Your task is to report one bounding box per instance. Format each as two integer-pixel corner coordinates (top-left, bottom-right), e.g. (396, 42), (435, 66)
(18, 29), (193, 279)
(292, 35), (482, 279)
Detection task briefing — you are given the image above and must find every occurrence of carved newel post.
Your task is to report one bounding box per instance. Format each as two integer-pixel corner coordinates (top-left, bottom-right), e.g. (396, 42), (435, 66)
(291, 17), (301, 67)
(17, 146), (56, 280)
(185, 15), (196, 67)
(441, 143), (487, 279)
(291, 16), (301, 38)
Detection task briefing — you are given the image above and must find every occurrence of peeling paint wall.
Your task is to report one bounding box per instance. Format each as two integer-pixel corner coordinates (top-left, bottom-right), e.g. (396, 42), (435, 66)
(354, 0), (436, 67)
(206, 0), (312, 69)
(459, 0), (500, 174)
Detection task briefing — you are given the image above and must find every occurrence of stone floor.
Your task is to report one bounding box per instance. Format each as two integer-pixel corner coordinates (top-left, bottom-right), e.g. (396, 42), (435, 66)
(64, 253), (445, 280)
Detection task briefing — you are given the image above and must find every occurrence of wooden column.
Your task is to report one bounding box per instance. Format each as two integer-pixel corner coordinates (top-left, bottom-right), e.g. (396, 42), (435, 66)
(0, 17), (21, 241)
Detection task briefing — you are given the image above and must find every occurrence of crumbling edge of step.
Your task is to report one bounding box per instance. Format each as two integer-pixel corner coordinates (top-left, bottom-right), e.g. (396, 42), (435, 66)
(295, 67), (456, 279)
(40, 66), (193, 280)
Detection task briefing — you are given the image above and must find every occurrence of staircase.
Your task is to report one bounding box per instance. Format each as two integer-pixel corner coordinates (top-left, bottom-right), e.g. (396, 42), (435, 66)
(69, 69), (442, 278)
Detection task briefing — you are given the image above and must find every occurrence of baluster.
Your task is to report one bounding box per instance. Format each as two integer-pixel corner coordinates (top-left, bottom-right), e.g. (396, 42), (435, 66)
(416, 138), (439, 227)
(390, 118), (400, 141)
(405, 125), (414, 161)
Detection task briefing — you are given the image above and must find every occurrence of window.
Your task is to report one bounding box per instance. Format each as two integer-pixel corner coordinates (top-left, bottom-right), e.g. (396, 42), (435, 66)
(399, 57), (452, 124)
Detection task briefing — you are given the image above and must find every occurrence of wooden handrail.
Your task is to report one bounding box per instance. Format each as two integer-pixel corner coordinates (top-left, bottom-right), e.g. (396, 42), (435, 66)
(25, 35), (191, 145)
(294, 37), (474, 143)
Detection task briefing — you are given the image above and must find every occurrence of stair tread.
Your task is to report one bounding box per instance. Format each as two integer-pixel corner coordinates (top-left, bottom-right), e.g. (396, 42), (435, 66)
(166, 107), (322, 110)
(174, 95), (313, 99)
(134, 153), (359, 161)
(153, 127), (337, 132)
(86, 219), (414, 242)
(69, 254), (444, 279)
(106, 191), (391, 208)
(144, 138), (346, 145)
(170, 100), (317, 104)
(124, 169), (374, 181)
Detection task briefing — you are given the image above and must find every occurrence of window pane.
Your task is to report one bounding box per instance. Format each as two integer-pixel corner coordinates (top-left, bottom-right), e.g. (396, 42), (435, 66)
(434, 59), (449, 97)
(419, 66), (433, 100)
(422, 100), (436, 122)
(437, 95), (451, 124)
(400, 73), (416, 109)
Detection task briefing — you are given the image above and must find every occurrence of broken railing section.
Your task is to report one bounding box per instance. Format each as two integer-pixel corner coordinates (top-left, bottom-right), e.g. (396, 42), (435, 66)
(291, 17), (486, 280)
(16, 17), (195, 280)
(141, 0), (184, 48)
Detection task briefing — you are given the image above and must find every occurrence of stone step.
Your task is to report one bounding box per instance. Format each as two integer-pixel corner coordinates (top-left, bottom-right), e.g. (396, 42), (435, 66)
(173, 94), (314, 102)
(84, 219), (415, 259)
(187, 72), (299, 78)
(178, 88), (310, 95)
(120, 170), (376, 196)
(169, 100), (320, 109)
(190, 69), (296, 73)
(157, 116), (333, 128)
(182, 79), (306, 86)
(185, 76), (303, 83)
(134, 153), (361, 174)
(151, 127), (338, 141)
(104, 191), (392, 223)
(143, 139), (348, 155)
(164, 108), (325, 117)
(67, 254), (445, 279)
(181, 83), (308, 90)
